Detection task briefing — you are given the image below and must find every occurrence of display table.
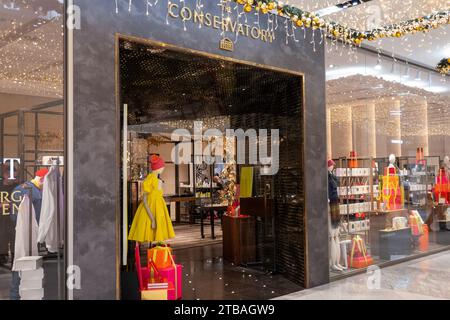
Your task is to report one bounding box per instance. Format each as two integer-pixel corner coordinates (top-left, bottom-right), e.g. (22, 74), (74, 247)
(379, 227), (412, 260)
(199, 204), (228, 239)
(222, 215), (256, 265)
(369, 209), (409, 257)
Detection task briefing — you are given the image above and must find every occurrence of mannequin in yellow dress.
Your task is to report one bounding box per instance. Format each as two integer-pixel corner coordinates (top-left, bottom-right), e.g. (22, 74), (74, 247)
(128, 155), (175, 243)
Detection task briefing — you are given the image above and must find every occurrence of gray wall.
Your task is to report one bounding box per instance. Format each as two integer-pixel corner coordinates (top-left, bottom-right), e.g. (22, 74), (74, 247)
(71, 0), (328, 299)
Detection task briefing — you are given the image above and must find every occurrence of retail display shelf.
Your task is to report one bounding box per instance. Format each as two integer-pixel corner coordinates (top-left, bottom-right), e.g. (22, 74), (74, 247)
(379, 227), (411, 232)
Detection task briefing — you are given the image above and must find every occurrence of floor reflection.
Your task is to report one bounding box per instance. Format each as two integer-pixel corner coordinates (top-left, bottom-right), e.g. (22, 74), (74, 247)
(277, 250), (450, 300)
(175, 244), (303, 300)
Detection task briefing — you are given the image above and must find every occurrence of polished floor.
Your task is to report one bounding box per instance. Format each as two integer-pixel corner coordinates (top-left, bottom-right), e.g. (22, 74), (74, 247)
(176, 244), (303, 300)
(277, 250), (450, 300)
(166, 223), (222, 250)
(0, 269), (9, 300)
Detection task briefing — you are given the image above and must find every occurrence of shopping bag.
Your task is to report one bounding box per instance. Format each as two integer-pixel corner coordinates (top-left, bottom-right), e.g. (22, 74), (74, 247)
(158, 263), (183, 300)
(135, 243), (174, 300)
(348, 235), (373, 269)
(143, 259), (174, 300)
(148, 245), (173, 269)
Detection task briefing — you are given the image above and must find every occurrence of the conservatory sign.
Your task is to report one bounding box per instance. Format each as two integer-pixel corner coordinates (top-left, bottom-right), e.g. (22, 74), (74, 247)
(168, 3), (275, 43)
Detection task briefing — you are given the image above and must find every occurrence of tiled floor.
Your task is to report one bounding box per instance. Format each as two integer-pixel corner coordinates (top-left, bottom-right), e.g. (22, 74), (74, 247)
(166, 223), (223, 250)
(276, 250), (450, 300)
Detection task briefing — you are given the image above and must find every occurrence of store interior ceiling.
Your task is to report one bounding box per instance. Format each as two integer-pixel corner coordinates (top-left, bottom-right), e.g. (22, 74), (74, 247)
(0, 0), (63, 100)
(0, 0), (448, 111)
(294, 0), (450, 69)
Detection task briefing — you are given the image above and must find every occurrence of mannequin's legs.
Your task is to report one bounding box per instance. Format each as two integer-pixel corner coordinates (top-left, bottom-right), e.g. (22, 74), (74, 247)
(334, 229), (346, 270)
(332, 229), (343, 271)
(329, 217), (343, 271)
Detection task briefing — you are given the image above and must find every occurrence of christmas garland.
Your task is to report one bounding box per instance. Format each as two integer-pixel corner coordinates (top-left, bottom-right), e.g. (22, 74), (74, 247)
(436, 58), (450, 74)
(234, 0), (450, 45)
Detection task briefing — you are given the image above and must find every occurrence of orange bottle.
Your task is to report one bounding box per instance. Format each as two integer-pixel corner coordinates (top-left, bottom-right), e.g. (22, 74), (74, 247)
(419, 224), (429, 252)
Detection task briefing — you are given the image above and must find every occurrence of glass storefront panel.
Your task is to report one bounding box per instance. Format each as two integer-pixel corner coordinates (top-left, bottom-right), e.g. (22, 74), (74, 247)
(0, 1), (65, 300)
(326, 41), (450, 277)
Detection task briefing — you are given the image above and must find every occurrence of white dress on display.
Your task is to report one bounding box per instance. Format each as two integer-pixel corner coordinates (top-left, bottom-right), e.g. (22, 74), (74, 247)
(12, 195), (39, 271)
(37, 166), (63, 253)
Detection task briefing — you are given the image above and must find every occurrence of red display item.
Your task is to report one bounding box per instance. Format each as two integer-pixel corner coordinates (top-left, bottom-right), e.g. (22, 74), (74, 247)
(434, 168), (449, 204)
(148, 246), (173, 269)
(349, 235), (373, 269)
(419, 225), (429, 252)
(348, 255), (374, 269)
(135, 243), (175, 300)
(381, 167), (404, 210)
(150, 154), (165, 171)
(35, 168), (49, 178)
(415, 147), (426, 165)
(348, 151), (358, 168)
(327, 159), (336, 168)
(157, 264), (183, 300)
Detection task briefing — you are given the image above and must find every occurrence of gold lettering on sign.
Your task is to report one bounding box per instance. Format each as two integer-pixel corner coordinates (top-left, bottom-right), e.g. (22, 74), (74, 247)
(237, 24), (245, 36)
(204, 13), (212, 27)
(180, 7), (192, 21)
(194, 10), (204, 24)
(251, 27), (260, 39)
(168, 3), (179, 18)
(260, 29), (267, 42)
(167, 6), (275, 44)
(213, 15), (221, 29)
(220, 38), (234, 52)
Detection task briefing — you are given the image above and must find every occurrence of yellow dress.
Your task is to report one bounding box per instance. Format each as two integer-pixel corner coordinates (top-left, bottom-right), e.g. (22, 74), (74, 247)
(128, 173), (175, 242)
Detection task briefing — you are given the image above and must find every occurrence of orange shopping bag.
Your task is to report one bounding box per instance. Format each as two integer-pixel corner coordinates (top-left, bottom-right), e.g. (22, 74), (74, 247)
(148, 245), (173, 269)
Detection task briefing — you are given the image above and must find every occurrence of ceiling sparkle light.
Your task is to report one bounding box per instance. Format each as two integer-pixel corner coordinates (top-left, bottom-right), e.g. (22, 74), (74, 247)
(0, 2), (63, 98)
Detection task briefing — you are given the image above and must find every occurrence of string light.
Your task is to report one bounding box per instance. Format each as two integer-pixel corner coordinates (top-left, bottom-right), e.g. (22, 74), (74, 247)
(0, 9), (63, 98)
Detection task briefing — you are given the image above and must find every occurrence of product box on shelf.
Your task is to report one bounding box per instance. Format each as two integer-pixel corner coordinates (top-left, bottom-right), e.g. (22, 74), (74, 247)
(372, 201), (378, 211)
(360, 220), (367, 231)
(349, 221), (356, 233)
(335, 168), (346, 177)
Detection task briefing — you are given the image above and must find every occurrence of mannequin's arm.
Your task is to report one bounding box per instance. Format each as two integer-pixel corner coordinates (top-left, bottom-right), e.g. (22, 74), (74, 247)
(143, 193), (156, 230)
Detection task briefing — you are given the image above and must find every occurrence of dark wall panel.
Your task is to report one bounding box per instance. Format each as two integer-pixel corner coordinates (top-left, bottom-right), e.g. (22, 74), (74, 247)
(71, 0), (328, 298)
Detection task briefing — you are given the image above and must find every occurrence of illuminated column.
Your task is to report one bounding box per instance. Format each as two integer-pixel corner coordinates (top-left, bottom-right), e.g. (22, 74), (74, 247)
(401, 98), (429, 157)
(326, 108), (332, 159)
(352, 103), (376, 158)
(330, 105), (352, 158)
(390, 100), (402, 157)
(375, 100), (402, 157)
(367, 102), (376, 157)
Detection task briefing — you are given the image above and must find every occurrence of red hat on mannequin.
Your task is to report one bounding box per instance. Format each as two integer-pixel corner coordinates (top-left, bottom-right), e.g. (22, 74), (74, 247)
(35, 168), (49, 178)
(327, 159), (336, 168)
(150, 155), (165, 171)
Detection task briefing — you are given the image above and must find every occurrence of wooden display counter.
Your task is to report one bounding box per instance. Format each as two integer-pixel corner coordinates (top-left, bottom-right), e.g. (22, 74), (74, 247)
(222, 214), (256, 265)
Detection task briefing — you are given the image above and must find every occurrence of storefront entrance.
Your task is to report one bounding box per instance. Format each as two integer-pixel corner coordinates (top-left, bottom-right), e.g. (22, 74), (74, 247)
(117, 36), (306, 299)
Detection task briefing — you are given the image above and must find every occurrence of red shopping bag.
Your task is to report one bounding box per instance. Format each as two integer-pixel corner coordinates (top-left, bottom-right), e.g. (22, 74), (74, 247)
(135, 243), (174, 300)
